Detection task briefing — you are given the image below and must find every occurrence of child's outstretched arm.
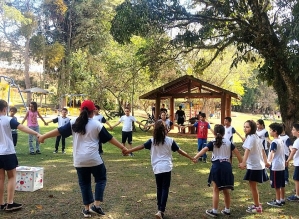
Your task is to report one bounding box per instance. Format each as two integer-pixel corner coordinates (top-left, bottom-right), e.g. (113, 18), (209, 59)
(38, 128), (60, 143)
(232, 148), (243, 163)
(17, 124), (40, 137)
(239, 148), (250, 169)
(37, 111), (47, 126)
(235, 131), (245, 142)
(108, 137), (128, 154)
(111, 121), (121, 129)
(286, 147), (298, 167)
(136, 120), (146, 127)
(261, 148), (269, 167)
(123, 144), (145, 155)
(21, 111), (29, 124)
(194, 147), (209, 160)
(177, 148), (195, 162)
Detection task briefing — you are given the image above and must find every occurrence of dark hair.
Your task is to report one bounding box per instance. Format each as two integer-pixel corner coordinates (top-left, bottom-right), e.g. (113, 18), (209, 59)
(293, 123), (299, 132)
(200, 113), (206, 118)
(224, 117), (232, 123)
(61, 108), (68, 112)
(179, 105), (182, 109)
(213, 124), (224, 148)
(124, 107), (130, 111)
(257, 119), (265, 128)
(0, 99), (8, 111)
(30, 102), (38, 111)
(269, 123), (283, 135)
(244, 120), (257, 136)
(153, 120), (166, 146)
(72, 107), (93, 135)
(95, 105), (100, 110)
(10, 106), (17, 113)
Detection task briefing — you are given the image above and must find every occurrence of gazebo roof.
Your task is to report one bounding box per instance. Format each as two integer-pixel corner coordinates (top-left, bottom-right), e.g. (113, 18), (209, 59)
(139, 75), (239, 100)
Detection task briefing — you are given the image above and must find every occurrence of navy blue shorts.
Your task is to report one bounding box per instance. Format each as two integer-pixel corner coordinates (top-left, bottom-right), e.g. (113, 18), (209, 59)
(270, 170), (285, 188)
(293, 166), (299, 181)
(209, 160), (234, 190)
(122, 131), (133, 144)
(0, 154), (18, 170)
(243, 169), (269, 183)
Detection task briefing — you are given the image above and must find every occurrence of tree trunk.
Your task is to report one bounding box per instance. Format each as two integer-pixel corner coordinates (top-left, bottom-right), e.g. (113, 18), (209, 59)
(24, 38), (31, 105)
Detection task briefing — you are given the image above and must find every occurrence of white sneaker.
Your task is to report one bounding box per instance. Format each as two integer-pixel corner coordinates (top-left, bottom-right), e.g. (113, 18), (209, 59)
(155, 211), (164, 219)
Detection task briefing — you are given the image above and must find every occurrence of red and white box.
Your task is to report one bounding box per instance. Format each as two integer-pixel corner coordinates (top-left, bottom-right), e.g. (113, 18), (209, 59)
(15, 166), (44, 192)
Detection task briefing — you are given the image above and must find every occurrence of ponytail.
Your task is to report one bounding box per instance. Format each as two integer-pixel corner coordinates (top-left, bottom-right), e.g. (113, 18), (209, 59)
(72, 107), (90, 134)
(213, 124), (225, 148)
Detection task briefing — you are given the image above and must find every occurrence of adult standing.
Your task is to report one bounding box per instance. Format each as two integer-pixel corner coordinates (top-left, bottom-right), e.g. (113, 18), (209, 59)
(38, 100), (128, 217)
(175, 105), (186, 133)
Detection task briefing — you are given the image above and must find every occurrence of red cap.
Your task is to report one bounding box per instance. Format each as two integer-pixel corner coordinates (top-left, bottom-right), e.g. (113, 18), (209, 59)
(80, 100), (95, 111)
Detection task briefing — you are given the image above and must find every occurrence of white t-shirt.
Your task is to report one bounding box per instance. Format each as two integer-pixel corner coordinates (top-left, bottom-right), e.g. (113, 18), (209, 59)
(292, 138), (299, 166)
(119, 115), (136, 132)
(207, 138), (235, 161)
(268, 138), (285, 171)
(143, 136), (179, 174)
(59, 118), (112, 167)
(256, 129), (269, 150)
(224, 126), (236, 142)
(53, 116), (71, 128)
(242, 134), (265, 170)
(279, 134), (292, 156)
(0, 115), (19, 155)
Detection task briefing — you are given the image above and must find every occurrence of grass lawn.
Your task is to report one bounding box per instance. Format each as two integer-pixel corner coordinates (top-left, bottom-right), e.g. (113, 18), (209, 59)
(1, 112), (298, 219)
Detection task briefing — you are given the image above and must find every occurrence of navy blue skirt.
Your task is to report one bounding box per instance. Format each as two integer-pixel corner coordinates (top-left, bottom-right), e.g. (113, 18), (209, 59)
(208, 160), (234, 190)
(243, 169), (269, 183)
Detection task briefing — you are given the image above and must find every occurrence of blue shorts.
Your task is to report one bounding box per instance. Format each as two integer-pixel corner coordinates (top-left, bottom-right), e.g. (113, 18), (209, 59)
(270, 170), (285, 188)
(243, 169), (269, 183)
(293, 166), (299, 181)
(0, 154), (18, 170)
(122, 131), (133, 144)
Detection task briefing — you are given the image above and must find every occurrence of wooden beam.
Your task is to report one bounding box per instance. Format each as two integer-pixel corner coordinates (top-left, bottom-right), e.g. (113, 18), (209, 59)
(170, 97), (174, 129)
(160, 93), (223, 98)
(221, 94), (226, 124)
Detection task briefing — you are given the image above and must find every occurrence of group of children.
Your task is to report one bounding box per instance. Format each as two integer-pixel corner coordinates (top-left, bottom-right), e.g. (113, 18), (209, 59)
(1, 99), (299, 219)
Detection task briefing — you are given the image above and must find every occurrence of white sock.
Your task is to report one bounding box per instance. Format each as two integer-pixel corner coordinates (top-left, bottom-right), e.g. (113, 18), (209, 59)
(225, 208), (230, 213)
(276, 199), (281, 203)
(280, 198), (285, 202)
(212, 209), (218, 213)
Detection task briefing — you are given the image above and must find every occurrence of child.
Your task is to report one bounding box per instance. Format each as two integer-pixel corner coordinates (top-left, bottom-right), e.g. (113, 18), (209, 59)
(280, 123), (292, 185)
(123, 120), (194, 219)
(286, 123), (299, 201)
(175, 105), (185, 133)
(9, 107), (18, 147)
(266, 123), (285, 207)
(111, 107), (145, 156)
(256, 119), (270, 156)
(184, 113), (213, 162)
(239, 120), (269, 214)
(0, 99), (40, 211)
(147, 112), (174, 133)
(194, 124), (242, 217)
(38, 100), (128, 218)
(223, 117), (244, 142)
(46, 108), (70, 154)
(21, 101), (47, 155)
(93, 105), (112, 154)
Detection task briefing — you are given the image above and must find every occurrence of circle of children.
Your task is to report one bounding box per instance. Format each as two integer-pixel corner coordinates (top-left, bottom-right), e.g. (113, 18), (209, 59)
(1, 99), (299, 219)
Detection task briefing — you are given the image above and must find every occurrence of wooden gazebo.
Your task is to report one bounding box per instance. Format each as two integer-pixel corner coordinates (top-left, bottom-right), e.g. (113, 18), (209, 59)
(139, 75), (239, 123)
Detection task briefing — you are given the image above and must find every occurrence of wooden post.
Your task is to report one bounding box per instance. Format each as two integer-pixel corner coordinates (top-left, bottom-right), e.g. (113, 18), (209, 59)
(170, 97), (174, 129)
(221, 93), (226, 124)
(155, 96), (160, 120)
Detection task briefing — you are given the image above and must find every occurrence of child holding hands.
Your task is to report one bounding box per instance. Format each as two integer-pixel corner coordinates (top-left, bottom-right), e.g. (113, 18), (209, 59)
(239, 120), (269, 214)
(194, 124), (242, 217)
(124, 120), (194, 219)
(0, 100), (41, 211)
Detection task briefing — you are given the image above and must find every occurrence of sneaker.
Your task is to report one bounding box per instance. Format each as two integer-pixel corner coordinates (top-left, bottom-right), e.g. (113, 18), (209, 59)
(203, 158), (207, 163)
(90, 205), (105, 215)
(267, 200), (282, 207)
(0, 203), (7, 210)
(246, 205), (262, 213)
(29, 152), (35, 155)
(36, 150), (41, 154)
(5, 202), (22, 211)
(62, 151), (66, 154)
(281, 200), (286, 205)
(155, 211), (164, 219)
(205, 209), (218, 217)
(53, 150), (58, 154)
(82, 208), (92, 218)
(287, 195), (299, 201)
(221, 209), (231, 215)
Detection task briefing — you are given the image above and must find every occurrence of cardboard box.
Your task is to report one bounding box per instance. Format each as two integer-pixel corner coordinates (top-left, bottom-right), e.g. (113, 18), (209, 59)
(15, 166), (44, 192)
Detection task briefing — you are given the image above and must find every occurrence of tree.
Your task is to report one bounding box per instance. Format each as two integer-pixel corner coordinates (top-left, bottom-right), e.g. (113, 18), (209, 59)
(111, 0), (299, 134)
